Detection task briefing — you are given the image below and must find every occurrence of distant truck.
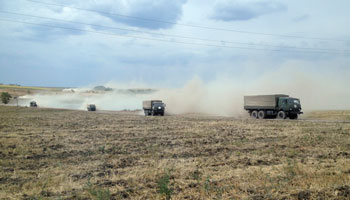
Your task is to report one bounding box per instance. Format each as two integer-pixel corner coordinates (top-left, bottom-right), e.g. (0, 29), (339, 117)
(87, 104), (96, 111)
(29, 101), (37, 107)
(244, 94), (303, 119)
(143, 100), (166, 116)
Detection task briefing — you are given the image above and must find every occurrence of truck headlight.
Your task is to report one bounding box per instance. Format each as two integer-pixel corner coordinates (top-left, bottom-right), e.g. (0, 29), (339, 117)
(158, 107), (161, 109)
(294, 105), (297, 108)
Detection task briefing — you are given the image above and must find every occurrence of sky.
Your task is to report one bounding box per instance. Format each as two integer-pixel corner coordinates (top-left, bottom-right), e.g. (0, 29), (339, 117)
(0, 0), (349, 88)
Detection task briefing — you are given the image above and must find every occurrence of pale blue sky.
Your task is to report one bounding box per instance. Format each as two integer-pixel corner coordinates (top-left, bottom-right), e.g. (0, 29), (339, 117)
(0, 0), (349, 87)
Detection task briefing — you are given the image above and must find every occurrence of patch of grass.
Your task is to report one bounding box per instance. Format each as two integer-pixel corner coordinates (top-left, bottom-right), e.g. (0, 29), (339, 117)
(84, 179), (111, 200)
(190, 168), (202, 182)
(286, 149), (298, 158)
(157, 169), (173, 200)
(203, 176), (211, 193)
(283, 159), (299, 181)
(98, 146), (105, 154)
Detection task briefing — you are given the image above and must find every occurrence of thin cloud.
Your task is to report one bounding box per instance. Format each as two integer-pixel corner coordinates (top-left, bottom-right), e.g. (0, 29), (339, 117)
(211, 0), (287, 21)
(293, 14), (310, 22)
(96, 0), (187, 30)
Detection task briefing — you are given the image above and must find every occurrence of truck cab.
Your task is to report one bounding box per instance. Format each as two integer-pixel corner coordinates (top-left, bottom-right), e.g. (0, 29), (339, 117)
(152, 102), (165, 115)
(278, 97), (302, 112)
(278, 97), (303, 119)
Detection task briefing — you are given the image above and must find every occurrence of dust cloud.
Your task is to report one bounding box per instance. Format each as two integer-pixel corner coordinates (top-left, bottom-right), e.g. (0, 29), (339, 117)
(19, 65), (350, 116)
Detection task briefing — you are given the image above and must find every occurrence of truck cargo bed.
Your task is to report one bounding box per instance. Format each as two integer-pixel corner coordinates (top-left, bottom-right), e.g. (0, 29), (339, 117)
(244, 94), (288, 110)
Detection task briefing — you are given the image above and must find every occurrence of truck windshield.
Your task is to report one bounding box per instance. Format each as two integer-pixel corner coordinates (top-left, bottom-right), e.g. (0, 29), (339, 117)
(153, 103), (164, 107)
(293, 100), (300, 104)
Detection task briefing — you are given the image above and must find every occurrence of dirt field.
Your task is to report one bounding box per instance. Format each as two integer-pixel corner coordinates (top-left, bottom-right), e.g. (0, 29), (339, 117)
(0, 106), (350, 199)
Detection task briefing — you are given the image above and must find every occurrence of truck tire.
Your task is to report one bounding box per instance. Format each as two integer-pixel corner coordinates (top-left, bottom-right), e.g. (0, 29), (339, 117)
(277, 111), (286, 119)
(251, 110), (258, 118)
(289, 114), (298, 120)
(258, 111), (266, 119)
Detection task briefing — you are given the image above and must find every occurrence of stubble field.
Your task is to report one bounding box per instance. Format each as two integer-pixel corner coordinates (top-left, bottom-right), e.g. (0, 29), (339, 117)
(0, 106), (350, 199)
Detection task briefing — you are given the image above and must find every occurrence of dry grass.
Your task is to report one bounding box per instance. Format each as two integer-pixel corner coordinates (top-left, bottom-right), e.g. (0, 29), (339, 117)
(304, 110), (350, 121)
(0, 85), (63, 97)
(0, 106), (350, 199)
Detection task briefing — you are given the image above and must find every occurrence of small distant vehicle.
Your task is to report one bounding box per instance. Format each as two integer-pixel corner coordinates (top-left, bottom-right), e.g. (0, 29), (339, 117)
(87, 104), (96, 111)
(143, 100), (166, 116)
(29, 101), (37, 107)
(244, 94), (303, 119)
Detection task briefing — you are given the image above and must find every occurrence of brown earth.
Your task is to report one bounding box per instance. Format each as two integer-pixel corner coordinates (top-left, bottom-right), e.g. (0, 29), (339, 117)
(0, 106), (350, 199)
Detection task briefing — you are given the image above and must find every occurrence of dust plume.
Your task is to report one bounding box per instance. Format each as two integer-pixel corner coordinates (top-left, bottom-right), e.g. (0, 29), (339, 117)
(19, 64), (350, 116)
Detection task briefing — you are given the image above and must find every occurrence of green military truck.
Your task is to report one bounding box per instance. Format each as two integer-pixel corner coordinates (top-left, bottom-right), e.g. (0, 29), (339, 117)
(143, 100), (166, 116)
(87, 104), (96, 111)
(244, 94), (303, 119)
(30, 101), (37, 107)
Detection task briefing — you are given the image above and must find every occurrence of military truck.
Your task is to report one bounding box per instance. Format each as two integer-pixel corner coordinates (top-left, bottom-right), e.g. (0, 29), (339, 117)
(143, 100), (166, 116)
(244, 94), (303, 119)
(29, 101), (37, 107)
(87, 104), (96, 111)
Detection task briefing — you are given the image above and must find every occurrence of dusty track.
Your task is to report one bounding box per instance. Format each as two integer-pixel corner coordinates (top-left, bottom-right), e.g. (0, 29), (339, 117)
(0, 106), (350, 199)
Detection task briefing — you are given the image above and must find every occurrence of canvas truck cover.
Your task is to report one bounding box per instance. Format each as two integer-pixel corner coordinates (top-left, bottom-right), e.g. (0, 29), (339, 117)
(143, 100), (162, 109)
(244, 94), (289, 110)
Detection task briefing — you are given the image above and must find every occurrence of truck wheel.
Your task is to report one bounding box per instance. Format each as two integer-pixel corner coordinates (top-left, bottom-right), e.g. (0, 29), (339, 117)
(258, 111), (266, 119)
(289, 114), (298, 120)
(277, 111), (286, 119)
(251, 110), (258, 118)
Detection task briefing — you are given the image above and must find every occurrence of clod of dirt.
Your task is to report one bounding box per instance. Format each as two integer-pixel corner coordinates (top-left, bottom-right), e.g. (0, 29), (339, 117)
(49, 144), (64, 150)
(240, 157), (252, 166)
(3, 167), (14, 172)
(71, 172), (92, 181)
(188, 182), (198, 188)
(297, 190), (311, 200)
(117, 157), (137, 168)
(25, 153), (47, 160)
(337, 152), (350, 158)
(251, 195), (265, 200)
(335, 185), (350, 197)
(115, 179), (129, 187)
(115, 190), (129, 199)
(100, 163), (114, 170)
(97, 172), (106, 177)
(0, 177), (8, 184)
(40, 190), (53, 197)
(98, 180), (116, 187)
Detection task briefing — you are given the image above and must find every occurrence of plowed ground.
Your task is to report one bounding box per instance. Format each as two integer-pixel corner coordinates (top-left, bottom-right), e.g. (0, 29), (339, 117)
(1, 106), (350, 199)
